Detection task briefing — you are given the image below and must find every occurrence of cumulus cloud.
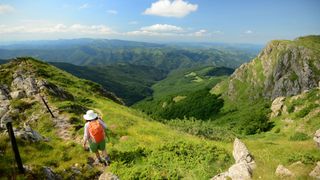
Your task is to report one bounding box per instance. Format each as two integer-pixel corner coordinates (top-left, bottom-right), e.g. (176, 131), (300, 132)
(107, 10), (118, 15)
(127, 24), (184, 36)
(141, 24), (183, 32)
(144, 0), (198, 18)
(0, 4), (15, 14)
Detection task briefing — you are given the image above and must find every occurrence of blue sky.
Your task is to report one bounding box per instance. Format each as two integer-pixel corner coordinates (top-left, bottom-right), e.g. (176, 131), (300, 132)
(0, 0), (319, 44)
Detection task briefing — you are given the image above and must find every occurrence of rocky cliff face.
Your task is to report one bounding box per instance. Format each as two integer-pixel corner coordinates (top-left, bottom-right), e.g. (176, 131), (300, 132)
(216, 35), (320, 101)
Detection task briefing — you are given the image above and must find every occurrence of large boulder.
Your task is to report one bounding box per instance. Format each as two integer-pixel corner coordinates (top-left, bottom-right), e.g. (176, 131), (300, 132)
(314, 129), (320, 148)
(233, 138), (255, 168)
(227, 162), (252, 180)
(211, 138), (255, 180)
(309, 162), (320, 179)
(270, 96), (286, 118)
(275, 165), (294, 178)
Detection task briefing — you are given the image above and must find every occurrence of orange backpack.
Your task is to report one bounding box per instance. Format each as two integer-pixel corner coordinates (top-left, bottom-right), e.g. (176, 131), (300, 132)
(88, 120), (105, 143)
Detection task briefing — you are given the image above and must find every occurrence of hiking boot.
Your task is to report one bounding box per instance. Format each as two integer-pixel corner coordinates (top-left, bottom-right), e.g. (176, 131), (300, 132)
(98, 158), (107, 166)
(105, 156), (111, 164)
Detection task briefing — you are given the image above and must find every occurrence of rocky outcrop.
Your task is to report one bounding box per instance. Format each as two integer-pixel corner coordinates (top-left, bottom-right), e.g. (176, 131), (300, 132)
(13, 123), (46, 142)
(275, 165), (294, 178)
(211, 138), (255, 180)
(222, 36), (320, 101)
(99, 172), (120, 180)
(37, 80), (74, 100)
(11, 69), (38, 96)
(309, 162), (320, 179)
(314, 129), (320, 148)
(270, 97), (286, 118)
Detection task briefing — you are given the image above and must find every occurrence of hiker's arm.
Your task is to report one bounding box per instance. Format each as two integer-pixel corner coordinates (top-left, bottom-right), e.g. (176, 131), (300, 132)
(98, 118), (107, 129)
(83, 123), (89, 147)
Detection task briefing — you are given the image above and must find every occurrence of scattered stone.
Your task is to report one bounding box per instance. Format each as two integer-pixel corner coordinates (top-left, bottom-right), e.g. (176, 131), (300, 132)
(309, 162), (320, 179)
(270, 96), (286, 118)
(42, 166), (61, 180)
(120, 136), (129, 142)
(290, 161), (304, 167)
(275, 165), (294, 177)
(10, 90), (26, 99)
(37, 80), (74, 100)
(99, 172), (120, 180)
(314, 129), (320, 148)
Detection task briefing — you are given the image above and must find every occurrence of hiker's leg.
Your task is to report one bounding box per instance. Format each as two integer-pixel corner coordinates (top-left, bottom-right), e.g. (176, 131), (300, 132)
(95, 151), (101, 160)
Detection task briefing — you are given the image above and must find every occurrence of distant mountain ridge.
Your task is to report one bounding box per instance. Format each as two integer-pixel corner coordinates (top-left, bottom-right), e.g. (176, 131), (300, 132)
(0, 38), (258, 70)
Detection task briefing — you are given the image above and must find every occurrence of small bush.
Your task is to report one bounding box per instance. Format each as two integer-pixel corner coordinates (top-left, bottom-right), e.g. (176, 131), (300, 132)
(289, 132), (310, 141)
(58, 101), (88, 114)
(10, 99), (33, 111)
(288, 152), (320, 164)
(295, 104), (319, 118)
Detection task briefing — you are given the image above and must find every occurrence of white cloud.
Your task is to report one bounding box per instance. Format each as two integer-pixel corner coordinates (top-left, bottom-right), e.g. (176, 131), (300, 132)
(107, 10), (118, 15)
(127, 24), (184, 36)
(0, 4), (15, 14)
(0, 24), (115, 35)
(245, 30), (253, 34)
(79, 3), (89, 9)
(141, 24), (183, 32)
(144, 0), (198, 18)
(193, 29), (207, 37)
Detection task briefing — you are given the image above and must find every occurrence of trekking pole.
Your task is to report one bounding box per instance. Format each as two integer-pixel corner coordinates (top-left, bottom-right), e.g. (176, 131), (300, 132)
(40, 95), (55, 118)
(6, 121), (24, 174)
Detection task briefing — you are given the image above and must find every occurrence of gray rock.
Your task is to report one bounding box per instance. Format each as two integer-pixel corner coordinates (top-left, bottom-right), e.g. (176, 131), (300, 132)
(14, 123), (44, 142)
(314, 129), (320, 148)
(212, 138), (255, 180)
(99, 172), (120, 180)
(233, 138), (255, 165)
(228, 162), (252, 180)
(309, 162), (320, 179)
(270, 97), (286, 118)
(11, 75), (38, 97)
(10, 90), (26, 99)
(275, 165), (294, 177)
(42, 166), (61, 180)
(0, 85), (10, 100)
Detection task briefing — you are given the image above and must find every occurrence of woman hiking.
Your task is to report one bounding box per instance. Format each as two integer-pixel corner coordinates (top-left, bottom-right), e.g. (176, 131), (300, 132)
(83, 110), (110, 165)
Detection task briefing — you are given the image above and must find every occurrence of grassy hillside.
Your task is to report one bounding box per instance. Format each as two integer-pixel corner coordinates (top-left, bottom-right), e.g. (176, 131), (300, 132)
(50, 62), (168, 105)
(0, 58), (232, 179)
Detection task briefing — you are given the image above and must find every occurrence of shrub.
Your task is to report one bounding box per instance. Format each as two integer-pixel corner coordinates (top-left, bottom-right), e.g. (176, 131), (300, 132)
(289, 132), (310, 141)
(288, 152), (320, 164)
(295, 104), (319, 118)
(238, 109), (274, 135)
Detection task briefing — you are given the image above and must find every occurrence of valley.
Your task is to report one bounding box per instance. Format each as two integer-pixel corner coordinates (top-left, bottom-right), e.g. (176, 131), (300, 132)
(0, 35), (320, 179)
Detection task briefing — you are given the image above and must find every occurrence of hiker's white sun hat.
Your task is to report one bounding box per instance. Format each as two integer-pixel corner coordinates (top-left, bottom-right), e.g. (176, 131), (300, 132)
(83, 110), (98, 120)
